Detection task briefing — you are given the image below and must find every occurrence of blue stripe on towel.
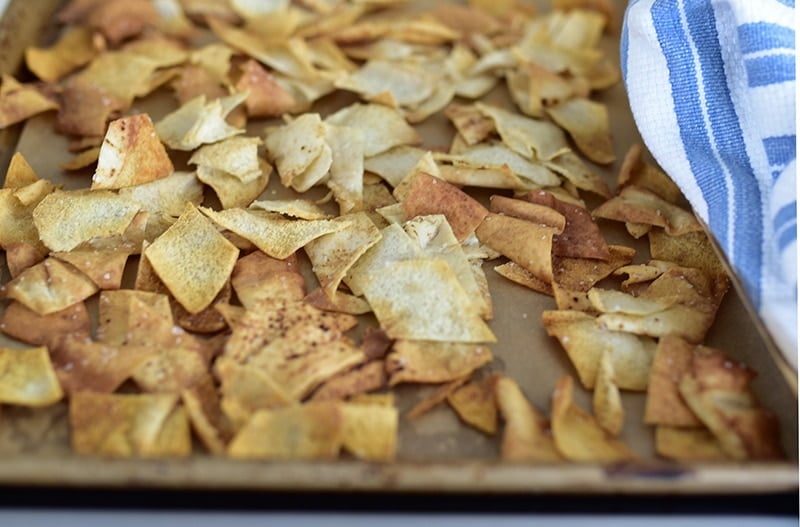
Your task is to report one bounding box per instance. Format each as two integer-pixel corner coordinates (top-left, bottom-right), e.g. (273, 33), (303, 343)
(777, 219), (797, 251)
(684, 0), (763, 303)
(746, 54), (796, 87)
(738, 23), (795, 54)
(763, 135), (797, 167)
(651, 0), (731, 251)
(773, 202), (797, 231)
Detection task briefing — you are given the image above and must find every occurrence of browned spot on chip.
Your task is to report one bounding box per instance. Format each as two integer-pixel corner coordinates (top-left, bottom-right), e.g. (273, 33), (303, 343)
(644, 335), (704, 427)
(477, 213), (557, 283)
(181, 374), (234, 455)
(0, 301), (90, 349)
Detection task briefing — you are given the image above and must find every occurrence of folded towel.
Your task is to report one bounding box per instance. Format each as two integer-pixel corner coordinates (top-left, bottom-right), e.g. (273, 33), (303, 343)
(622, 0), (797, 366)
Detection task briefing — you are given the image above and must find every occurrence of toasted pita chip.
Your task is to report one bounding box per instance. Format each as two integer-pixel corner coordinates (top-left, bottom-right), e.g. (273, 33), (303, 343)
(618, 144), (682, 203)
(215, 356), (293, 430)
(32, 189), (141, 253)
(3, 152), (39, 189)
(387, 340), (492, 385)
(156, 93), (246, 151)
(341, 402), (398, 461)
(84, 0), (158, 44)
(543, 310), (655, 390)
(325, 102), (421, 157)
(447, 374), (499, 435)
(132, 344), (209, 394)
(0, 346), (63, 407)
(231, 251), (305, 308)
(227, 402), (343, 459)
(52, 250), (130, 290)
(250, 199), (331, 220)
(553, 245), (636, 292)
(679, 347), (784, 460)
(0, 181), (56, 251)
(444, 103), (495, 145)
(364, 146), (429, 188)
(181, 374), (234, 455)
(644, 335), (704, 427)
(522, 190), (610, 260)
(95, 289), (173, 345)
(648, 229), (728, 283)
(545, 97), (614, 164)
(551, 376), (635, 462)
(60, 147), (101, 171)
(305, 212), (381, 300)
(594, 186), (702, 236)
(50, 335), (154, 394)
(153, 0), (197, 37)
(496, 376), (562, 461)
(0, 300), (90, 349)
(118, 171), (204, 220)
(197, 161), (271, 210)
(91, 114), (173, 190)
(144, 204), (239, 314)
(200, 207), (347, 260)
(440, 144), (562, 187)
(3, 242), (47, 278)
(69, 392), (185, 457)
(0, 75), (59, 128)
(265, 113), (330, 191)
(364, 258), (496, 342)
(310, 360), (387, 402)
(4, 258), (99, 316)
(593, 350), (624, 436)
(235, 59), (297, 117)
(489, 195), (566, 232)
(405, 376), (470, 420)
(170, 64), (227, 106)
(325, 123), (366, 214)
(475, 102), (570, 161)
(494, 261), (552, 295)
(25, 26), (98, 82)
(336, 59), (437, 108)
(655, 426), (729, 461)
(189, 136), (262, 183)
(476, 213), (557, 283)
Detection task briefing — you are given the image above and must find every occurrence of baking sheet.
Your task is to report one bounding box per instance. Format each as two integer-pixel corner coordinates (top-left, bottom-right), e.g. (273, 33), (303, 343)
(0, 0), (796, 494)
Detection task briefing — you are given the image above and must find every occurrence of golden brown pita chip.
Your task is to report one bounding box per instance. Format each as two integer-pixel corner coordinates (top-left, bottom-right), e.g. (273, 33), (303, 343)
(181, 374), (234, 455)
(201, 207), (346, 260)
(50, 335), (154, 394)
(0, 184), (54, 252)
(618, 144), (682, 203)
(170, 64), (227, 106)
(655, 426), (729, 461)
(4, 258), (99, 316)
(25, 26), (98, 82)
(60, 147), (101, 171)
(52, 250), (130, 290)
(476, 213), (557, 283)
(69, 392), (185, 458)
(496, 376), (562, 462)
(85, 0), (158, 44)
(545, 97), (614, 164)
(387, 340), (492, 385)
(593, 186), (702, 237)
(522, 190), (610, 260)
(156, 93), (246, 151)
(189, 136), (262, 183)
(305, 212), (382, 300)
(593, 350), (624, 436)
(92, 114), (174, 190)
(215, 356), (293, 430)
(551, 376), (635, 462)
(32, 189), (141, 253)
(227, 402), (344, 460)
(489, 195), (566, 232)
(648, 230), (728, 282)
(0, 75), (59, 128)
(303, 288), (372, 315)
(553, 245), (636, 292)
(401, 172), (481, 242)
(0, 301), (90, 349)
(325, 102), (421, 157)
(231, 251), (306, 308)
(0, 346), (63, 407)
(644, 335), (703, 427)
(341, 401), (398, 461)
(132, 343), (209, 394)
(678, 347), (784, 460)
(542, 310), (655, 390)
(310, 360), (387, 402)
(444, 103), (496, 145)
(235, 59), (297, 117)
(494, 261), (553, 296)
(198, 162), (271, 210)
(447, 374), (499, 435)
(476, 101), (570, 161)
(3, 152), (39, 189)
(144, 204), (239, 314)
(363, 258), (496, 342)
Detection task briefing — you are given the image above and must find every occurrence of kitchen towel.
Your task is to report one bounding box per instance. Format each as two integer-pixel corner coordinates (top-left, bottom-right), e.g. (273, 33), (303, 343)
(622, 0), (797, 366)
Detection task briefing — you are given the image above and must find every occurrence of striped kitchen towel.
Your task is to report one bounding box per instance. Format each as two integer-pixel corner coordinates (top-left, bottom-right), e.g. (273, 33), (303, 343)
(622, 0), (797, 366)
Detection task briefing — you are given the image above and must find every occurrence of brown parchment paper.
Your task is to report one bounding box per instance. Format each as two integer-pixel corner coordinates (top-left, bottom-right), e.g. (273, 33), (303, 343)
(0, 0), (796, 494)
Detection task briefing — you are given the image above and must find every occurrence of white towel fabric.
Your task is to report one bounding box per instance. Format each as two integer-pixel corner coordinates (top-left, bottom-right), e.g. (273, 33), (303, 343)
(622, 0), (797, 367)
